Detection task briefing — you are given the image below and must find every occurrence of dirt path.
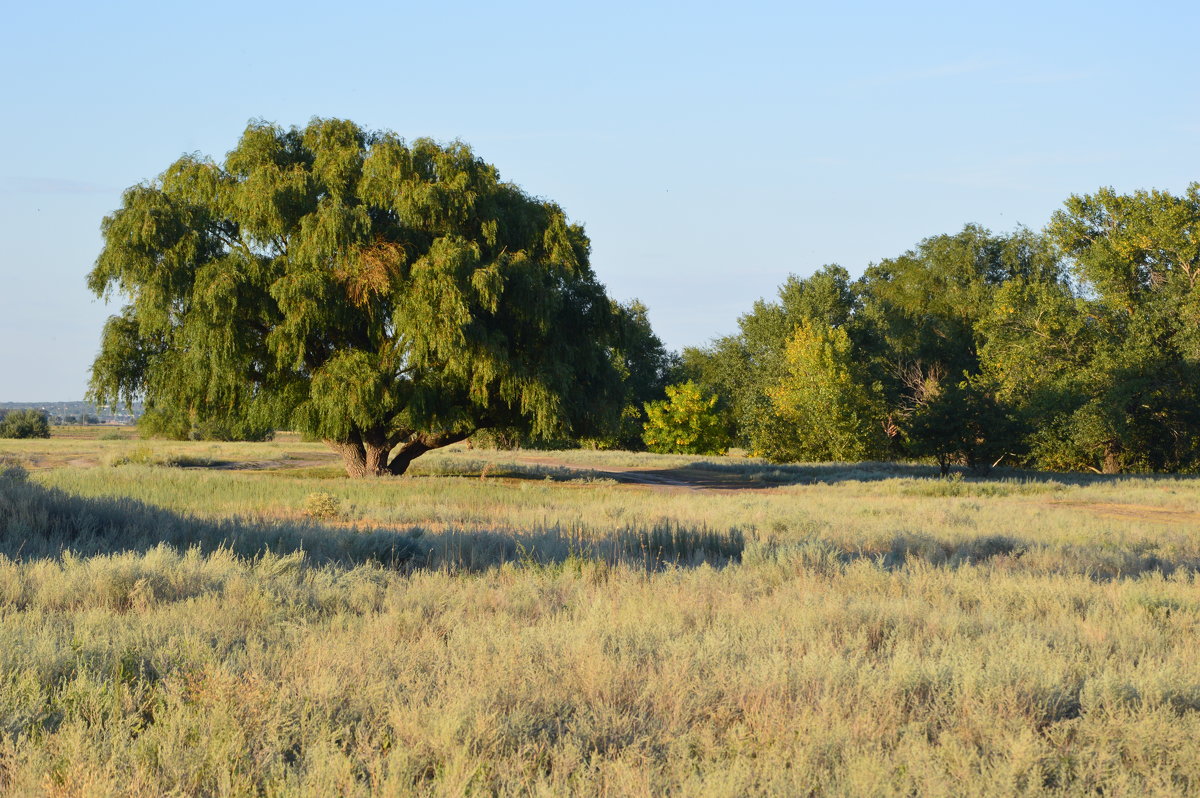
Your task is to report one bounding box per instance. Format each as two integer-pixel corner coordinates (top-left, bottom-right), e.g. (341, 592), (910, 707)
(1047, 500), (1200, 525)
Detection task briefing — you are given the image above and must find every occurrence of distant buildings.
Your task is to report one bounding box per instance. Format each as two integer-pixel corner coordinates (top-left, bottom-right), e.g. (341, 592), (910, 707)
(0, 401), (141, 425)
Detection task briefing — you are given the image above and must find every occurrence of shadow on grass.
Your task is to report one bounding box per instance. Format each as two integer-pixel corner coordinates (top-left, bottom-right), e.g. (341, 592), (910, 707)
(748, 530), (1200, 581)
(0, 470), (741, 572)
(187, 450), (1200, 493)
(596, 459), (1200, 492)
(4, 469), (1195, 580)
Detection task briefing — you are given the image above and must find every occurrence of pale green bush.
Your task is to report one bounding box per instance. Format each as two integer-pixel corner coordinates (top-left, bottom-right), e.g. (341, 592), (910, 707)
(302, 491), (343, 520)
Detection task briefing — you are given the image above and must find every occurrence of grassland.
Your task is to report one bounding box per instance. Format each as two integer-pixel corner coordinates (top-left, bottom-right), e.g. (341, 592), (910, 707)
(1, 434), (1199, 795)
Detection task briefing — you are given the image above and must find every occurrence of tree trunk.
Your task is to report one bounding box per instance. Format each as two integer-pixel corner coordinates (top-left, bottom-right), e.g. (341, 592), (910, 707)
(387, 431), (472, 475)
(325, 428), (396, 478)
(326, 428), (473, 477)
(1102, 444), (1122, 475)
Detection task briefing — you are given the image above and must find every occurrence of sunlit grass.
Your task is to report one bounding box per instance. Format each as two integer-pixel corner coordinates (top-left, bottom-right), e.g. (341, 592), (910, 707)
(2, 439), (1200, 794)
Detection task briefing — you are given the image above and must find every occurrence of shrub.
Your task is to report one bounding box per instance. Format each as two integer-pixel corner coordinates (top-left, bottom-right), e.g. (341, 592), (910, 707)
(905, 377), (1024, 475)
(0, 409), (51, 439)
(302, 492), (343, 520)
(642, 381), (729, 455)
(107, 446), (161, 467)
(137, 406), (274, 442)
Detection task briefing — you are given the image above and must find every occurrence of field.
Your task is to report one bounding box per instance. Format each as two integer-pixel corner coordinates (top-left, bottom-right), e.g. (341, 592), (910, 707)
(2, 432), (1200, 796)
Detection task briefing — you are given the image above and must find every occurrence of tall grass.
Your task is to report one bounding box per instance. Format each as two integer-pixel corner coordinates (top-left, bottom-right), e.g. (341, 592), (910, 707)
(2, 443), (1200, 794)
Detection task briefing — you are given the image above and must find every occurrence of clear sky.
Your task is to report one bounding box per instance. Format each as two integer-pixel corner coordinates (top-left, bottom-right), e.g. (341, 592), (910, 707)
(2, 0), (1198, 401)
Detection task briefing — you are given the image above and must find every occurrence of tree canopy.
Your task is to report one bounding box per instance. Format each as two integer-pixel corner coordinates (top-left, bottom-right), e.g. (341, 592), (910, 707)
(679, 195), (1200, 475)
(88, 124), (1200, 476)
(768, 320), (886, 462)
(88, 118), (623, 476)
(979, 186), (1200, 472)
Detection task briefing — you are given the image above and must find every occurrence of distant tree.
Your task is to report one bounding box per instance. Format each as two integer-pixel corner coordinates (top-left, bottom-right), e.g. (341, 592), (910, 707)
(768, 320), (887, 462)
(857, 225), (1059, 392)
(600, 299), (677, 449)
(0, 409), (51, 439)
(88, 118), (623, 477)
(676, 342), (742, 445)
(855, 225), (1057, 463)
(681, 265), (863, 457)
(642, 381), (728, 455)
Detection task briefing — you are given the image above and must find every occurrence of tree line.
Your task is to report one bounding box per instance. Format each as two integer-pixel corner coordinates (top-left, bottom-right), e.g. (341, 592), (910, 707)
(86, 117), (1199, 476)
(671, 186), (1200, 474)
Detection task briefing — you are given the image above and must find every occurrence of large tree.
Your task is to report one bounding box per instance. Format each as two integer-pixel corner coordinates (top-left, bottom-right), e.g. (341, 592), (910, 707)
(88, 118), (623, 476)
(855, 225), (1054, 465)
(980, 186), (1200, 473)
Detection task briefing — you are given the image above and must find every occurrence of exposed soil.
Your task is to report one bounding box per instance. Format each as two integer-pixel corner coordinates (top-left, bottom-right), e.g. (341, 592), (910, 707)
(1047, 500), (1200, 525)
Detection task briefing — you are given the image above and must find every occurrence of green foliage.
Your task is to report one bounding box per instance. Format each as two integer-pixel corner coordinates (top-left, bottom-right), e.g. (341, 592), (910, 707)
(680, 265), (864, 457)
(468, 427), (527, 450)
(768, 321), (887, 462)
(137, 402), (275, 441)
(88, 118), (623, 476)
(0, 409), (51, 439)
(107, 446), (214, 468)
(677, 342), (746, 448)
(857, 225), (1059, 391)
(682, 236), (1051, 467)
(680, 216), (1199, 474)
(467, 298), (677, 452)
(600, 299), (678, 450)
(642, 381), (729, 454)
(904, 376), (1024, 475)
(980, 185), (1200, 473)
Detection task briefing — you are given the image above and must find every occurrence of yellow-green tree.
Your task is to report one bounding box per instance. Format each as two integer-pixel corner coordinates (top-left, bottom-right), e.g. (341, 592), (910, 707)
(768, 320), (886, 462)
(642, 381), (728, 455)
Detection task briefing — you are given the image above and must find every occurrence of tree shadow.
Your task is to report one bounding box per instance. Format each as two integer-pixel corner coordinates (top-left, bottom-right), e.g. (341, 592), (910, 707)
(0, 471), (741, 571)
(751, 530), (1200, 581)
(5, 470), (1194, 582)
(574, 459), (1200, 491)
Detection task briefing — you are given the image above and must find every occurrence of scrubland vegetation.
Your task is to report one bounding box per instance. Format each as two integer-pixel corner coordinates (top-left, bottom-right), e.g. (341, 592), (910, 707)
(18, 117), (1200, 793)
(2, 436), (1200, 795)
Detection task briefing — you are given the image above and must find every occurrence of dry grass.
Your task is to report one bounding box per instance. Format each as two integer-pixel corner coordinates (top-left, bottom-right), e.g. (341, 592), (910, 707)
(1, 439), (1200, 795)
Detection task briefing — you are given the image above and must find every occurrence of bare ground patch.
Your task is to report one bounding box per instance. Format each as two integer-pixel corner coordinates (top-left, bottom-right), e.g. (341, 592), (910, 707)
(1046, 500), (1200, 525)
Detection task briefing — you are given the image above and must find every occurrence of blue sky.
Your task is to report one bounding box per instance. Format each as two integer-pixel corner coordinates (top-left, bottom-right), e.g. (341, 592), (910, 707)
(2, 0), (1198, 400)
